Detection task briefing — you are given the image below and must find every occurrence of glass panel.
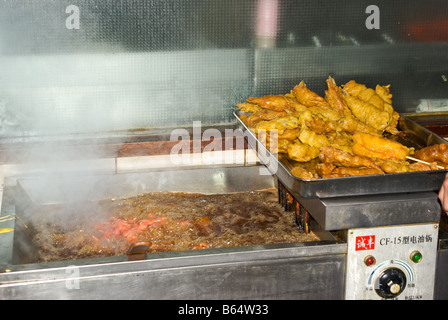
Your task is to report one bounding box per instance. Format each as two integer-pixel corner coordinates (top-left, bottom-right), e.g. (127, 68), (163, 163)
(0, 0), (447, 138)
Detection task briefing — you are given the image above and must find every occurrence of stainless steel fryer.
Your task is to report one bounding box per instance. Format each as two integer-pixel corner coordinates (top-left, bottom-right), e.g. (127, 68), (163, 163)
(0, 165), (345, 299)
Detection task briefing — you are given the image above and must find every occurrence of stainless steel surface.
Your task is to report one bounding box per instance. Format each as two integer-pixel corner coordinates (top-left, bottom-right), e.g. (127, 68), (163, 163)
(295, 192), (441, 231)
(345, 223), (439, 300)
(0, 165), (346, 299)
(235, 111), (448, 198)
(0, 242), (346, 300)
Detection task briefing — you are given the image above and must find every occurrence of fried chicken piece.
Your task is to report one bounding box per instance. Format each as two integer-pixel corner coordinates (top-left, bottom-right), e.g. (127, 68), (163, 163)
(315, 163), (384, 178)
(319, 146), (380, 169)
(414, 144), (448, 164)
(325, 76), (351, 116)
(293, 81), (330, 109)
(287, 141), (320, 162)
(246, 94), (296, 112)
(290, 166), (317, 180)
(352, 133), (411, 160)
(342, 92), (391, 132)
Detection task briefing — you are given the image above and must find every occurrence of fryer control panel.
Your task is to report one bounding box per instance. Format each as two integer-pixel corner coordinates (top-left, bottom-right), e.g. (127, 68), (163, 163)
(345, 223), (438, 300)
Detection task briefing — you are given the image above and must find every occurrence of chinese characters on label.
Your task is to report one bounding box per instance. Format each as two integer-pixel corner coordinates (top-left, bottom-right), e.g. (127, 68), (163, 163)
(355, 234), (433, 251)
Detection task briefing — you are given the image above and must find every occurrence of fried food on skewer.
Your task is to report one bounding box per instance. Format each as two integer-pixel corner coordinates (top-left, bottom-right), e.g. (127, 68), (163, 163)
(352, 133), (411, 161)
(413, 144), (448, 164)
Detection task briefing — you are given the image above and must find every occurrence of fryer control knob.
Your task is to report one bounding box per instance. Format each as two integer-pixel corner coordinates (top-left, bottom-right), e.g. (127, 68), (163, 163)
(375, 267), (407, 299)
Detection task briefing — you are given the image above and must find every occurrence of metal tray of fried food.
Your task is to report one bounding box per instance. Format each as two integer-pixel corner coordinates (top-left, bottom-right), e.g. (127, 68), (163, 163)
(234, 110), (448, 198)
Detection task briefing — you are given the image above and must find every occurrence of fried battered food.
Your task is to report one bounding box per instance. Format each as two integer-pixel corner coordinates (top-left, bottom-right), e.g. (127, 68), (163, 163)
(299, 124), (330, 148)
(293, 81), (330, 109)
(337, 115), (382, 136)
(414, 144), (448, 164)
(375, 84), (393, 104)
(342, 92), (391, 132)
(375, 159), (414, 173)
(343, 80), (399, 134)
(245, 111), (287, 127)
(287, 141), (320, 162)
(319, 146), (380, 169)
(236, 76), (445, 179)
(254, 116), (300, 135)
(236, 102), (264, 114)
(290, 166), (317, 180)
(246, 94), (296, 112)
(343, 80), (390, 112)
(352, 133), (411, 160)
(325, 76), (351, 116)
(315, 163), (384, 178)
(266, 137), (292, 153)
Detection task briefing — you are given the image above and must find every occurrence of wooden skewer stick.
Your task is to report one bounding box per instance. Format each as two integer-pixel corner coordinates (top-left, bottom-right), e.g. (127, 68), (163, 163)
(406, 156), (445, 170)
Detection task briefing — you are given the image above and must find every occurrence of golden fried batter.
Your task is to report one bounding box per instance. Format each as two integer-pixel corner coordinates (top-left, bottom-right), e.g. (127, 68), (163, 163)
(236, 76), (444, 179)
(342, 92), (391, 132)
(352, 133), (411, 160)
(414, 144), (448, 164)
(246, 94), (296, 112)
(290, 166), (317, 180)
(287, 141), (320, 162)
(293, 81), (330, 109)
(319, 146), (380, 169)
(325, 76), (351, 116)
(315, 163), (384, 178)
(254, 116), (300, 135)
